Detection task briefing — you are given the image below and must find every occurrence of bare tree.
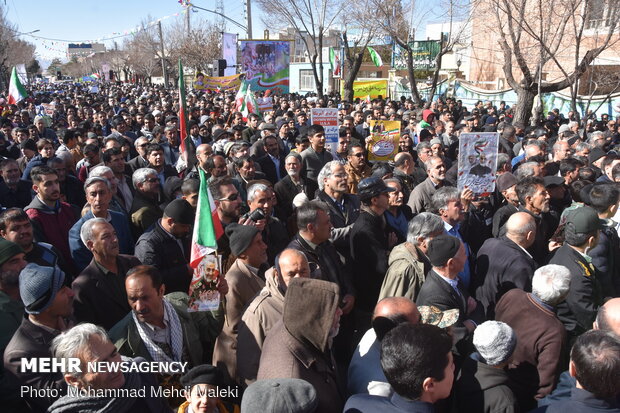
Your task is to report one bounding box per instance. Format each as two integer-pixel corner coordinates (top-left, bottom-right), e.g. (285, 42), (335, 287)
(340, 0), (379, 101)
(255, 0), (345, 98)
(477, 0), (620, 125)
(0, 5), (36, 90)
(165, 19), (222, 74)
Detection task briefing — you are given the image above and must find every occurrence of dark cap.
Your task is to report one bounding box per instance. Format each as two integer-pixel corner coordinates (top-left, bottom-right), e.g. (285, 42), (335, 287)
(543, 175), (565, 187)
(163, 199), (195, 225)
(564, 206), (606, 234)
(357, 176), (395, 201)
(180, 365), (223, 388)
(212, 128), (229, 141)
(241, 378), (318, 413)
(0, 239), (23, 267)
(258, 122), (277, 131)
(588, 147), (607, 164)
(20, 138), (37, 152)
(165, 115), (179, 123)
(225, 223), (260, 256)
(427, 234), (461, 267)
(496, 173), (518, 192)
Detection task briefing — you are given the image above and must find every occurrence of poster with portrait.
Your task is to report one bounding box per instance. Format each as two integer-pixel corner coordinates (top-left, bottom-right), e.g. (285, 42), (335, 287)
(367, 120), (401, 161)
(222, 32), (238, 76)
(240, 40), (290, 94)
(187, 254), (222, 312)
(457, 132), (499, 195)
(310, 108), (339, 157)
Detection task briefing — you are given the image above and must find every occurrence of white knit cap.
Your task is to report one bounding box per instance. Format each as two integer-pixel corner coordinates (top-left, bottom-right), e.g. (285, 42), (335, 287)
(473, 321), (517, 366)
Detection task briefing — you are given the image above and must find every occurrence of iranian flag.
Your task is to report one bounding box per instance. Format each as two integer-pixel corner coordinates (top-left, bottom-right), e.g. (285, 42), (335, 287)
(189, 168), (224, 268)
(7, 67), (27, 105)
(178, 59), (189, 157)
(234, 80), (259, 120)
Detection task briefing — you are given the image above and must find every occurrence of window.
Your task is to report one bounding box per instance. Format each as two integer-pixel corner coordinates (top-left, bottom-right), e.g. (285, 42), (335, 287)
(299, 69), (315, 90)
(586, 0), (618, 29)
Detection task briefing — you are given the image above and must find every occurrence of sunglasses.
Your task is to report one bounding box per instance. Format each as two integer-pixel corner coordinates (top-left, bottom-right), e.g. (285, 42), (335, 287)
(218, 193), (239, 201)
(145, 177), (160, 183)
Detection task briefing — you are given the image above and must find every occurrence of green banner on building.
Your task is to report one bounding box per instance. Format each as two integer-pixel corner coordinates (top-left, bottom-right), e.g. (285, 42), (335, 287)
(391, 40), (441, 70)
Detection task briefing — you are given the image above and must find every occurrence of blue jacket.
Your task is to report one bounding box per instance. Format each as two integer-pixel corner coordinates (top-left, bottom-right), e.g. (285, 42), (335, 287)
(533, 387), (620, 413)
(69, 210), (134, 272)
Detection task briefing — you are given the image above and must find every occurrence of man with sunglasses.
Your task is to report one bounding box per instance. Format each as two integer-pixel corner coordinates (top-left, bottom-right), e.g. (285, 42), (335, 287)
(129, 168), (163, 239)
(344, 144), (371, 194)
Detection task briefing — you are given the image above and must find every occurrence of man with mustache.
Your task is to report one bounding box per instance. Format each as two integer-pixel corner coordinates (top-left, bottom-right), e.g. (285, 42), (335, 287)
(24, 166), (78, 274)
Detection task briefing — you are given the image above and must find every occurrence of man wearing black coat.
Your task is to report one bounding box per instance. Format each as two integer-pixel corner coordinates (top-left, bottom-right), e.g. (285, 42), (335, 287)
(417, 234), (485, 356)
(350, 177), (396, 324)
(274, 153), (318, 222)
(257, 135), (287, 185)
(550, 206), (605, 340)
(475, 212), (538, 319)
(134, 199), (193, 294)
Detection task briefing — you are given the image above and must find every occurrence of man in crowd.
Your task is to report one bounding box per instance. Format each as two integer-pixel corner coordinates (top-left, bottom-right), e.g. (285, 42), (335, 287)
(379, 212), (444, 301)
(72, 218), (141, 330)
(127, 136), (150, 173)
(258, 278), (344, 413)
(246, 182), (288, 265)
(135, 199), (194, 293)
(274, 152), (317, 221)
(408, 155), (448, 214)
(130, 167), (163, 237)
(344, 144), (371, 194)
(103, 147), (134, 211)
(257, 135), (286, 185)
(300, 124), (333, 185)
(236, 249), (311, 386)
(0, 158), (32, 208)
(3, 264), (73, 413)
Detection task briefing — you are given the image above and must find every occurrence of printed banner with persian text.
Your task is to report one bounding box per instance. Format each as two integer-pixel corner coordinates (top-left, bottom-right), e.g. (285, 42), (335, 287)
(240, 40), (290, 94)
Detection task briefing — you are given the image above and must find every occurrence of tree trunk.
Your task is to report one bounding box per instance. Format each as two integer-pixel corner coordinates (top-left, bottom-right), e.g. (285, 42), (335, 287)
(512, 87), (537, 126)
(343, 51), (364, 102)
(406, 49), (423, 106)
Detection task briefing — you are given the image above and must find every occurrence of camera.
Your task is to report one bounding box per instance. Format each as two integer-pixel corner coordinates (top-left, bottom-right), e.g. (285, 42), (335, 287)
(244, 207), (266, 222)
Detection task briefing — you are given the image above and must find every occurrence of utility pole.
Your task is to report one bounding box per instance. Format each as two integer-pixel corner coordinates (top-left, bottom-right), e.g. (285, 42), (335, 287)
(186, 5), (191, 35)
(158, 21), (168, 86)
(246, 0), (253, 39)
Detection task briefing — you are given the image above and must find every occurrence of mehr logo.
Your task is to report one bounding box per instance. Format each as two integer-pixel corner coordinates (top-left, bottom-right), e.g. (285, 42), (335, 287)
(21, 358), (188, 374)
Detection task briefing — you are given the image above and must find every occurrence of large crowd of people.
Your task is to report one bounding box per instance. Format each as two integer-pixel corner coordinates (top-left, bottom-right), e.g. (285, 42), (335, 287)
(0, 80), (619, 412)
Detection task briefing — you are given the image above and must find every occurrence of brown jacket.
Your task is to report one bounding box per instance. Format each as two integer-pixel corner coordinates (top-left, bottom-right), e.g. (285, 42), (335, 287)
(257, 278), (344, 413)
(212, 259), (265, 384)
(344, 162), (371, 194)
(236, 268), (284, 386)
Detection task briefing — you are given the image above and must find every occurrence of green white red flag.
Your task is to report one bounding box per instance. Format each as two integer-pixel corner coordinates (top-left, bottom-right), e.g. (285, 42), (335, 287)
(189, 168), (224, 268)
(234, 80), (259, 120)
(178, 59), (189, 156)
(8, 67), (27, 105)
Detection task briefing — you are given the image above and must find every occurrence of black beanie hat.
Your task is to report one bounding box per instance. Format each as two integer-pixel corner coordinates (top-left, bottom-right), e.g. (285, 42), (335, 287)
(427, 234), (461, 267)
(225, 223), (260, 256)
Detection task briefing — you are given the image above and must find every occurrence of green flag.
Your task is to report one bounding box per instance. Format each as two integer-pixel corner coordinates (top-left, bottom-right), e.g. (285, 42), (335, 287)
(367, 47), (383, 67)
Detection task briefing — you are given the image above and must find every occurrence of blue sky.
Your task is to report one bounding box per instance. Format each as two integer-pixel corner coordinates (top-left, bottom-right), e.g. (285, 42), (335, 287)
(5, 0), (260, 66)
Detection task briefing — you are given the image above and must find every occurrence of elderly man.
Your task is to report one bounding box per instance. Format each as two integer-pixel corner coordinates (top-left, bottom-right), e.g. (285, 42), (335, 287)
(103, 147), (134, 210)
(127, 136), (150, 173)
(237, 249), (311, 386)
(246, 182), (288, 265)
(379, 212), (445, 301)
(3, 264), (73, 413)
(348, 297), (421, 397)
(109, 265), (224, 373)
(416, 234), (485, 354)
(49, 157), (86, 208)
(72, 218), (141, 330)
(48, 323), (170, 413)
(496, 264), (571, 408)
(69, 176), (134, 272)
(0, 158), (33, 208)
(475, 211), (538, 319)
(345, 324), (454, 412)
(274, 152), (318, 221)
(135, 199), (194, 294)
(344, 144), (371, 194)
(213, 223), (268, 384)
(492, 172), (520, 237)
(130, 167), (163, 237)
(550, 206), (605, 339)
(407, 155), (449, 214)
(392, 152), (418, 202)
(300, 124), (333, 185)
(350, 177), (396, 318)
(258, 278), (344, 413)
(316, 161), (360, 256)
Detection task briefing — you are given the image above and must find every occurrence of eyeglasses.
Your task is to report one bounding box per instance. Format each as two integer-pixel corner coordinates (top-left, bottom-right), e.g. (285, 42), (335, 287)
(332, 173), (347, 179)
(351, 153), (364, 158)
(145, 177), (160, 183)
(217, 193), (239, 201)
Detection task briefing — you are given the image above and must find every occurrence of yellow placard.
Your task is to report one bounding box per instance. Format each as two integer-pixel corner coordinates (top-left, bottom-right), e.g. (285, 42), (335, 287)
(367, 120), (401, 161)
(193, 74), (242, 91)
(352, 80), (388, 99)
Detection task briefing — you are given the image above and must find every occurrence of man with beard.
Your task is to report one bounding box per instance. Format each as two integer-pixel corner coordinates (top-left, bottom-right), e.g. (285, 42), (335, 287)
(257, 135), (287, 185)
(274, 153), (318, 221)
(407, 156), (449, 214)
(344, 144), (372, 194)
(0, 159), (32, 209)
(258, 278), (344, 413)
(25, 166), (77, 274)
(0, 238), (28, 354)
(49, 157), (86, 209)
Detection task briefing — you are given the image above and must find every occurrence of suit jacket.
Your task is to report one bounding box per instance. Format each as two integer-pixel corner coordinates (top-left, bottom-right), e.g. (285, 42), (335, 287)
(345, 393), (434, 413)
(72, 254), (142, 330)
(416, 270), (484, 354)
(257, 154), (287, 185)
(274, 175), (318, 222)
(474, 236), (537, 319)
(300, 146), (333, 184)
(3, 317), (66, 413)
(129, 191), (163, 239)
(316, 190), (360, 257)
(213, 259), (265, 383)
(407, 177), (443, 214)
(127, 155), (150, 174)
